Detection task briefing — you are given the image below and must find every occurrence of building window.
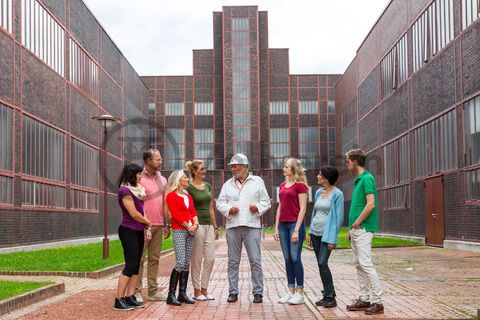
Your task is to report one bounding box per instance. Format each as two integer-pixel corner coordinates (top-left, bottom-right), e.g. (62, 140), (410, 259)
(384, 185), (410, 209)
(327, 101), (335, 114)
(299, 127), (319, 168)
(70, 189), (98, 212)
(22, 180), (65, 209)
(0, 175), (12, 205)
(464, 95), (480, 166)
(164, 129), (185, 170)
(270, 128), (289, 169)
(148, 103), (155, 146)
(71, 139), (98, 189)
(194, 129), (214, 169)
(414, 109), (457, 177)
(165, 103), (185, 116)
(0, 103), (13, 171)
(194, 102), (214, 115)
(0, 0), (13, 33)
(69, 38), (100, 102)
(466, 167), (480, 201)
(381, 33), (408, 98)
(412, 0), (454, 73)
(462, 0), (480, 30)
(231, 18), (252, 159)
(383, 135), (410, 186)
(299, 101), (318, 114)
(21, 0), (65, 76)
(270, 101), (288, 114)
(22, 116), (65, 182)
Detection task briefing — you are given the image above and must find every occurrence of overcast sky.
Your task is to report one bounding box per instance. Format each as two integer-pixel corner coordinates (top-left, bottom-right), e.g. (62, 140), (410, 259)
(82, 0), (390, 76)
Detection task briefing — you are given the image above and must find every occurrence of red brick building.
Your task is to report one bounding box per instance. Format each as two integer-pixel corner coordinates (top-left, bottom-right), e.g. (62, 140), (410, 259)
(0, 2), (338, 246)
(336, 0), (480, 250)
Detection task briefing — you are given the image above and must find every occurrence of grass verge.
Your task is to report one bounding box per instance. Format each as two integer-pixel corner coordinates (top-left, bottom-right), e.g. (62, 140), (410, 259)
(0, 237), (174, 273)
(264, 227), (421, 249)
(0, 280), (54, 300)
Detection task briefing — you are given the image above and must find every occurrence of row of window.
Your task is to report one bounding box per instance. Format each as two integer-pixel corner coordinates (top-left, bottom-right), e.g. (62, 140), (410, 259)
(0, 0), (12, 33)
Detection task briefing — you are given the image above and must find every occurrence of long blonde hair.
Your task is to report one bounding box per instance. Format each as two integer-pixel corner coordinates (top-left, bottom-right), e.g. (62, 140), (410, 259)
(185, 159), (204, 179)
(167, 170), (187, 193)
(285, 158), (309, 187)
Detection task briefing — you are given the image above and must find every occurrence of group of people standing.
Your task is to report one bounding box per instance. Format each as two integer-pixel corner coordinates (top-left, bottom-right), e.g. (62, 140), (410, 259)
(113, 148), (384, 316)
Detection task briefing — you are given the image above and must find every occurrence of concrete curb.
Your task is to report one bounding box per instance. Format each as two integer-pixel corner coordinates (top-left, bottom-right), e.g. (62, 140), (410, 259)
(0, 283), (65, 316)
(0, 248), (175, 279)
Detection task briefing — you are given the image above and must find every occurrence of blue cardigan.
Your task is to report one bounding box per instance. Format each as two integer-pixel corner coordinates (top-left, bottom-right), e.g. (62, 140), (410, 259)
(310, 187), (344, 245)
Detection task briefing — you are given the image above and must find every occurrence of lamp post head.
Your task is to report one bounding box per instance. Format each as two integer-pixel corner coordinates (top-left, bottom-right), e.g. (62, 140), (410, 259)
(91, 114), (122, 130)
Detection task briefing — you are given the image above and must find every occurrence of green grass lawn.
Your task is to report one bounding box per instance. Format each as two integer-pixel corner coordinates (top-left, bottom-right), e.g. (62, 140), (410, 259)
(0, 237), (174, 273)
(264, 227), (421, 249)
(0, 280), (54, 300)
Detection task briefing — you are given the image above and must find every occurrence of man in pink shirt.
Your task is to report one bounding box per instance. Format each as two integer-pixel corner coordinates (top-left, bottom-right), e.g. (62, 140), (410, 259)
(134, 149), (170, 302)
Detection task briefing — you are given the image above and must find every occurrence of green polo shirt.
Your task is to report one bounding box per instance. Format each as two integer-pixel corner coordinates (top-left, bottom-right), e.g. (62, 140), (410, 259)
(348, 170), (379, 232)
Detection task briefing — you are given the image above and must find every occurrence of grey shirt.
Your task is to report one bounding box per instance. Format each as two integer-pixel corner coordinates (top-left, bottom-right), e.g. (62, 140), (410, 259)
(310, 193), (332, 236)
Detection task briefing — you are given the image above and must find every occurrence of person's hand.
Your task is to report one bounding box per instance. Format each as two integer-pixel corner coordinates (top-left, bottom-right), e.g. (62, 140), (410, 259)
(164, 226), (171, 239)
(328, 243), (335, 251)
(145, 229), (152, 242)
(229, 207), (239, 216)
(291, 231), (299, 244)
(274, 230), (279, 241)
(249, 204), (258, 213)
(307, 234), (312, 247)
(352, 220), (361, 229)
(214, 228), (220, 240)
(347, 230), (352, 242)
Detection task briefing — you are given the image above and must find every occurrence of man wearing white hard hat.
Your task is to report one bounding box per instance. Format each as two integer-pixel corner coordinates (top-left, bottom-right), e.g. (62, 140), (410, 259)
(216, 153), (271, 304)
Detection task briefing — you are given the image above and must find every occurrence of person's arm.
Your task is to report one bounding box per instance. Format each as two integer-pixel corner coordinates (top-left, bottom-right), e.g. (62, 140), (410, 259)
(291, 192), (307, 244)
(327, 191), (345, 250)
(274, 202), (281, 241)
(216, 183), (234, 218)
(122, 196), (151, 226)
(308, 189), (320, 247)
(249, 179), (271, 216)
(162, 187), (171, 239)
(209, 201), (220, 240)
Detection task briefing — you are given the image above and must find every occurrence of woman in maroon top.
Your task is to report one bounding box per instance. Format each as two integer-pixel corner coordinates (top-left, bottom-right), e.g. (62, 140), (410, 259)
(165, 170), (199, 306)
(274, 158), (308, 305)
(114, 163), (152, 311)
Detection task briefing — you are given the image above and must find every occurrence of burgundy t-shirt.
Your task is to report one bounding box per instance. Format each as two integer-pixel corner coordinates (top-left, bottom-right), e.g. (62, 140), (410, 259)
(118, 187), (145, 231)
(279, 182), (308, 222)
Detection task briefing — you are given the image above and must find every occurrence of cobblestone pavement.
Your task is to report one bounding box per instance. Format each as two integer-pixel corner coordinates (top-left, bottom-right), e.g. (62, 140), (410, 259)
(2, 235), (479, 319)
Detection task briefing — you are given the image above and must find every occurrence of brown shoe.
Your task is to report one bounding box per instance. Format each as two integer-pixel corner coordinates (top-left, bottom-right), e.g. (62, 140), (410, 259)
(346, 299), (371, 311)
(365, 303), (384, 315)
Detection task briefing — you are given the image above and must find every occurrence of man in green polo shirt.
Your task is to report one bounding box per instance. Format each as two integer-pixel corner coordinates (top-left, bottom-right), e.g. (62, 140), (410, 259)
(345, 149), (384, 315)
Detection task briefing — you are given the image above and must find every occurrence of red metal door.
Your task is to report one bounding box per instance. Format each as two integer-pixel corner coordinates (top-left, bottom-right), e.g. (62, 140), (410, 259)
(424, 176), (445, 246)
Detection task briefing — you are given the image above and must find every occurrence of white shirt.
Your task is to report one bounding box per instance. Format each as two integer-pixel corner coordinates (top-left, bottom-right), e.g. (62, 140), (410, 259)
(216, 174), (271, 229)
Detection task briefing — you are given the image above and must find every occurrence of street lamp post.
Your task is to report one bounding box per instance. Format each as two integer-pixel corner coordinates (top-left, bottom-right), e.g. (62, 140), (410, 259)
(92, 114), (121, 259)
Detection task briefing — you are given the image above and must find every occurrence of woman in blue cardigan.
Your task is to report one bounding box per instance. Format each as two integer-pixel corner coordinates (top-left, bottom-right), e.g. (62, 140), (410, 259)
(307, 166), (344, 308)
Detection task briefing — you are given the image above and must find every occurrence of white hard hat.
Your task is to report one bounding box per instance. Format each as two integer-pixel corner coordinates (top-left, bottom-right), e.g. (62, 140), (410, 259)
(228, 153), (249, 165)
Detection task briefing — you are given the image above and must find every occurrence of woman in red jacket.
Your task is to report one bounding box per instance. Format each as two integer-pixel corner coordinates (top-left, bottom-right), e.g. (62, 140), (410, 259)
(165, 170), (199, 306)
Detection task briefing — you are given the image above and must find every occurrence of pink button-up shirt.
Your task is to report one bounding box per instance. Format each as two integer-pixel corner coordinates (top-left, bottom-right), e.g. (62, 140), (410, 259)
(140, 168), (167, 226)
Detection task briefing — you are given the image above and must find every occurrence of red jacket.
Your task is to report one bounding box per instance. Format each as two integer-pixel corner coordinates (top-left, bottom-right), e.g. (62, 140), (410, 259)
(166, 192), (198, 230)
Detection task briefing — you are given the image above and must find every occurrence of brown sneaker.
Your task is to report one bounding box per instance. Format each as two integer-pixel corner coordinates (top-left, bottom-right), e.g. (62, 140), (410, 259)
(365, 303), (384, 315)
(346, 299), (371, 311)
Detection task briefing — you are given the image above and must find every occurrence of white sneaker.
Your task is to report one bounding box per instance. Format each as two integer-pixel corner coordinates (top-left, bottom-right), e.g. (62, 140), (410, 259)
(278, 293), (292, 303)
(288, 293), (305, 305)
(134, 293), (144, 303)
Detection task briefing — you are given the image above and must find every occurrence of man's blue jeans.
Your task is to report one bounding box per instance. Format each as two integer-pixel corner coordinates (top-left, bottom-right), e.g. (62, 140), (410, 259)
(310, 234), (335, 298)
(278, 222), (305, 288)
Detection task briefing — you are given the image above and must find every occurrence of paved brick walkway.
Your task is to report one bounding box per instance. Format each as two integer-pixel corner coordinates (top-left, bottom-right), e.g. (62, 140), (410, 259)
(2, 234), (480, 319)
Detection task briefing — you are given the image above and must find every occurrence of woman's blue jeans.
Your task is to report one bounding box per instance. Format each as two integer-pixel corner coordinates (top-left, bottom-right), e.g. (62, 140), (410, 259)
(278, 222), (305, 288)
(310, 234), (335, 298)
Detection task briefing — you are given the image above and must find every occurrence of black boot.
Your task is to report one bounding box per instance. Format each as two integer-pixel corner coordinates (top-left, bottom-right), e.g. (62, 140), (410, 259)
(166, 268), (181, 306)
(177, 271), (195, 304)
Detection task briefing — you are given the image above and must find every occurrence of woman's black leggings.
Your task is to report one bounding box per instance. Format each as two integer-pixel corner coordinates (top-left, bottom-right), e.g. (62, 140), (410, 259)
(118, 225), (144, 277)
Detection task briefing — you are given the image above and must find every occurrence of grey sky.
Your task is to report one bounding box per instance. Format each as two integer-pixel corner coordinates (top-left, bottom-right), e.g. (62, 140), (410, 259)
(82, 0), (390, 76)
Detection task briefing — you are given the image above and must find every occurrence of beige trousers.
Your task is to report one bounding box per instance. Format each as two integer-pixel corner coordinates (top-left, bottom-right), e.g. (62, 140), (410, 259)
(135, 226), (163, 295)
(190, 224), (216, 290)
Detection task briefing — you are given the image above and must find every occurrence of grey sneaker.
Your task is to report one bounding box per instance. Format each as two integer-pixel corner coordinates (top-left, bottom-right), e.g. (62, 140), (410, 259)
(148, 291), (168, 301)
(134, 293), (144, 303)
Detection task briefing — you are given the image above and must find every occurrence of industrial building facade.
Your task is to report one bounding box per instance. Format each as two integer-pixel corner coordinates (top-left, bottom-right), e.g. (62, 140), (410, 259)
(336, 0), (480, 248)
(0, 1), (337, 246)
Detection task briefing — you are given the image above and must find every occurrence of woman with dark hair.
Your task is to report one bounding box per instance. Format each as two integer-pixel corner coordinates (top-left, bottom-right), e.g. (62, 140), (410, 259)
(114, 163), (152, 311)
(307, 166), (344, 308)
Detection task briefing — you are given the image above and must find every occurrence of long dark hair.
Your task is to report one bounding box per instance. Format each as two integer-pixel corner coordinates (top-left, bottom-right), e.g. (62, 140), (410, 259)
(117, 163), (143, 187)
